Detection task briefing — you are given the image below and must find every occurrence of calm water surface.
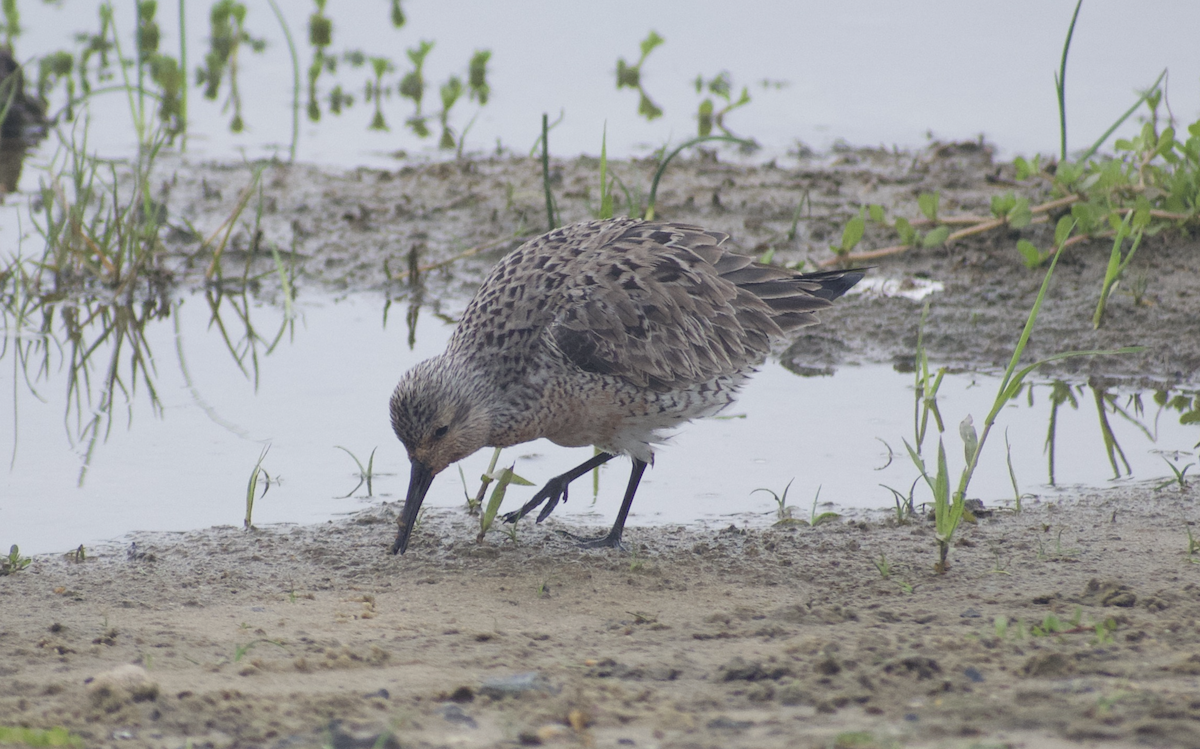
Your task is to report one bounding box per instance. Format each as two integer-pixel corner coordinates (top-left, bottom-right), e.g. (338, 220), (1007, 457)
(3, 291), (1196, 555)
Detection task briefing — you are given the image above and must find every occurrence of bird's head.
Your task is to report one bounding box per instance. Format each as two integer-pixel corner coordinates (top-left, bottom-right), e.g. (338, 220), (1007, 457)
(389, 356), (493, 554)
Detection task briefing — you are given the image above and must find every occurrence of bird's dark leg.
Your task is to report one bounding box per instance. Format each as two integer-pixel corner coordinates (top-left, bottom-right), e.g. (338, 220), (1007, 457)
(502, 451), (616, 525)
(566, 458), (648, 550)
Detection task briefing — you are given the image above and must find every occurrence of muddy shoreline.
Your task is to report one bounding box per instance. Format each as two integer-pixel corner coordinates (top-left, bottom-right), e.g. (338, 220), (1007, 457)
(2, 145), (1199, 748)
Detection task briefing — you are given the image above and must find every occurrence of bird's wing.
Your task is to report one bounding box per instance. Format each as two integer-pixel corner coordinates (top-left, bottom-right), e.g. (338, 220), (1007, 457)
(546, 220), (787, 391)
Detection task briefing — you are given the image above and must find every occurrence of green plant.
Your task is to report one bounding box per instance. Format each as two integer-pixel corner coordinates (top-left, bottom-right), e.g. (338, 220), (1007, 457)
(905, 217), (1139, 572)
(694, 71), (752, 139)
(616, 31), (664, 120)
(335, 446), (378, 497)
(244, 445), (272, 529)
(1044, 380), (1079, 485)
(0, 544), (31, 575)
(1156, 455), (1193, 492)
(880, 479), (918, 523)
(643, 134), (754, 220)
(629, 545), (645, 572)
(476, 463), (533, 543)
(1186, 526), (1200, 563)
(540, 112), (557, 230)
(1054, 0), (1083, 161)
(752, 478), (795, 524)
(0, 726), (84, 748)
(195, 0), (266, 133)
(872, 552), (891, 579)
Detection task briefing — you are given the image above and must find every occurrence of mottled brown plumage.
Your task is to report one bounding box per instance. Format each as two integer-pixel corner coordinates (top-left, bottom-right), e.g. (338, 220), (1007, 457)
(390, 218), (863, 554)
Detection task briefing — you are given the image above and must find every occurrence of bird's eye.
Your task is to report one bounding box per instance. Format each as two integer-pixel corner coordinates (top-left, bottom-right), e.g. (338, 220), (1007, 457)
(433, 425), (449, 440)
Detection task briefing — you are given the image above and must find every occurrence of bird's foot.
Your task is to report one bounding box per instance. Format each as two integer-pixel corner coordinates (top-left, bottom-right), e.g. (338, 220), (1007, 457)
(556, 529), (625, 551)
(502, 477), (569, 525)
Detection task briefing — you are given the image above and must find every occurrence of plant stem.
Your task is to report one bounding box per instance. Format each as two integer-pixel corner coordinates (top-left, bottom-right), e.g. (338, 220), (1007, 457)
(268, 0), (299, 162)
(179, 0), (187, 150)
(1056, 0), (1083, 161)
(541, 113), (556, 231)
(644, 135), (753, 220)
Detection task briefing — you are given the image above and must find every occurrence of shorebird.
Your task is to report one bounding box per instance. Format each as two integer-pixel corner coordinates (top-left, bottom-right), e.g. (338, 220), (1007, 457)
(389, 218), (864, 554)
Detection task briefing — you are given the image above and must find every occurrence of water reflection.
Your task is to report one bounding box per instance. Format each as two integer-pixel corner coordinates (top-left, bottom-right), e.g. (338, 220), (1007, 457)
(1042, 378), (1200, 484)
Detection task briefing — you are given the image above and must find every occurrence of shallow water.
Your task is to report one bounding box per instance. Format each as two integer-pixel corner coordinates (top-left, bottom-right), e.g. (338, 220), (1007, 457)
(3, 290), (1196, 556)
(10, 0), (1200, 175)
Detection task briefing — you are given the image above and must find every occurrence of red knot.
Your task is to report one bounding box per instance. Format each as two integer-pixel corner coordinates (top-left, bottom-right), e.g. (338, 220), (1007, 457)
(389, 218), (864, 554)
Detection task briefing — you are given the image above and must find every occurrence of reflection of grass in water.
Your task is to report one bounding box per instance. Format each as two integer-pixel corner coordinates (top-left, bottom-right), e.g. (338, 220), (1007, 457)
(1, 95), (294, 481)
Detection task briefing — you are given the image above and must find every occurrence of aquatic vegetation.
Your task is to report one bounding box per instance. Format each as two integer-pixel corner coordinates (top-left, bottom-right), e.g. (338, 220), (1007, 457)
(0, 544), (31, 575)
(903, 218), (1141, 572)
(244, 444), (271, 529)
(616, 31), (664, 121)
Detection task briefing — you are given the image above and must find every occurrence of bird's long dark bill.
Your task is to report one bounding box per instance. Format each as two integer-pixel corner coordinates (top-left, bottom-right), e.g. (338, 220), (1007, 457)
(392, 460), (435, 555)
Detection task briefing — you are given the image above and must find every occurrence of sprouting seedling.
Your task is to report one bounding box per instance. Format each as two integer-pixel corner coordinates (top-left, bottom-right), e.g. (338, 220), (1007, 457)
(830, 215), (864, 259)
(1186, 527), (1200, 564)
(629, 545), (645, 573)
(244, 444), (272, 529)
(905, 217), (1140, 573)
(752, 478), (795, 524)
(540, 112), (558, 231)
(643, 134), (755, 221)
(597, 124), (614, 220)
(462, 447), (504, 515)
(1003, 428), (1027, 513)
(1, 544), (32, 576)
(476, 463), (534, 543)
(334, 445), (378, 498)
(807, 486), (839, 527)
(872, 552), (891, 579)
(880, 478), (918, 523)
(1155, 455), (1193, 492)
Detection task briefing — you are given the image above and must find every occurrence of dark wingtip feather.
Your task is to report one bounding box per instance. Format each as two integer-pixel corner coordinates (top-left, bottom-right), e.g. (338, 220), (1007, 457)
(795, 268), (869, 301)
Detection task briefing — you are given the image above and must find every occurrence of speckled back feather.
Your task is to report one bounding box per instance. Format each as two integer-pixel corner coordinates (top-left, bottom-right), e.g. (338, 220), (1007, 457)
(450, 217), (861, 392)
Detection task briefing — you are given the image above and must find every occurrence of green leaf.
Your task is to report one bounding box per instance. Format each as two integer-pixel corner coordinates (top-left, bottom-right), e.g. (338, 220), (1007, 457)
(638, 92), (662, 120)
(811, 512), (841, 527)
(478, 465), (533, 539)
(990, 192), (1016, 218)
(959, 415), (978, 465)
(917, 191), (939, 221)
(1054, 215), (1074, 246)
(840, 216), (865, 253)
(639, 30), (665, 60)
(894, 216), (916, 245)
(468, 50), (491, 104)
(697, 98), (713, 137)
(922, 225), (950, 248)
(868, 204), (885, 223)
(1013, 156), (1032, 180)
(1017, 239), (1041, 269)
(615, 58), (639, 89)
(1007, 198), (1032, 228)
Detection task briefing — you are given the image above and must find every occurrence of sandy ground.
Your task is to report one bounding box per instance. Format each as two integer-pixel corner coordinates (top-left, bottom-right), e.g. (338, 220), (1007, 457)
(3, 490), (1200, 749)
(3, 144), (1200, 747)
